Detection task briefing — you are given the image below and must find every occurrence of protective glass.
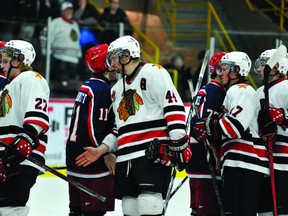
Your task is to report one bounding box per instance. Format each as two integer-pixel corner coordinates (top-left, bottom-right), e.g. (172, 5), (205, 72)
(106, 48), (129, 68)
(221, 61), (240, 73)
(0, 47), (22, 68)
(254, 57), (268, 74)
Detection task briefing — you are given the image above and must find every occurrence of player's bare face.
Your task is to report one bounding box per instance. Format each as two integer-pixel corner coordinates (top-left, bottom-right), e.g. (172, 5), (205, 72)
(254, 59), (266, 81)
(107, 51), (130, 74)
(0, 53), (19, 79)
(220, 64), (230, 86)
(108, 55), (122, 74)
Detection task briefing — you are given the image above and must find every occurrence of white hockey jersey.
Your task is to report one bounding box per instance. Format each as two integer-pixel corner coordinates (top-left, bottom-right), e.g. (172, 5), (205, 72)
(255, 77), (288, 171)
(50, 17), (82, 63)
(219, 82), (269, 175)
(0, 71), (50, 167)
(106, 63), (187, 162)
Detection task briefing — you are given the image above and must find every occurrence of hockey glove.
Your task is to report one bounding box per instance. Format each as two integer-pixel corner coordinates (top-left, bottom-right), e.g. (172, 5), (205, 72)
(12, 133), (39, 159)
(0, 159), (7, 181)
(268, 107), (288, 127)
(0, 145), (21, 181)
(258, 108), (277, 141)
(192, 118), (221, 143)
(168, 135), (192, 171)
(145, 139), (175, 167)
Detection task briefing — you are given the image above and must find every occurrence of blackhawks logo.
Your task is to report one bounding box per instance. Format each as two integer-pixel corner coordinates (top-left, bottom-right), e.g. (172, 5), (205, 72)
(0, 89), (12, 117)
(117, 89), (143, 122)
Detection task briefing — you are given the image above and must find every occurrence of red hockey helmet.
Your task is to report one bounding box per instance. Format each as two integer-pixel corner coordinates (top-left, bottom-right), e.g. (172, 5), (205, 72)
(0, 41), (6, 48)
(209, 51), (226, 75)
(85, 44), (108, 74)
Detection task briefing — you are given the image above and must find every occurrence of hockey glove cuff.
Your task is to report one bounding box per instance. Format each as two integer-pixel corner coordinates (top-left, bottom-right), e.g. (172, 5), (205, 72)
(12, 133), (39, 159)
(169, 135), (192, 171)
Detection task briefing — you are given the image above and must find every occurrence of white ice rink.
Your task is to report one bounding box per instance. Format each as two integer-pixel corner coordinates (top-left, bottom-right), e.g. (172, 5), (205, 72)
(27, 175), (191, 216)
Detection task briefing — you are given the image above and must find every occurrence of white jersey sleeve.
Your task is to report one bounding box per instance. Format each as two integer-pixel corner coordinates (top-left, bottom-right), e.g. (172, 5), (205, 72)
(145, 64), (187, 140)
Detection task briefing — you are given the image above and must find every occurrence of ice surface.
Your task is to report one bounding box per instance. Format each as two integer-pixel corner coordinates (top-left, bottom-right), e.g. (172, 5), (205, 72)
(28, 176), (191, 216)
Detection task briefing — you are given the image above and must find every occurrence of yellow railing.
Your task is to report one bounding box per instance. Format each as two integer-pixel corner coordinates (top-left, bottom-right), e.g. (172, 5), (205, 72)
(157, 0), (257, 89)
(90, 0), (160, 64)
(157, 1), (236, 51)
(133, 25), (160, 64)
(245, 0), (288, 30)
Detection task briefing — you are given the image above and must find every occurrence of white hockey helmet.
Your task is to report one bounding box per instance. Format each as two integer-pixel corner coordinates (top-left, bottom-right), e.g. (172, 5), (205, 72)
(221, 51), (251, 77)
(254, 48), (288, 74)
(4, 40), (36, 66)
(106, 36), (140, 67)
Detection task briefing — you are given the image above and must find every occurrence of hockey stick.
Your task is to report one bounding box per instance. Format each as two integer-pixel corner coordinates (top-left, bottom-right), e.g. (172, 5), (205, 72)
(163, 167), (176, 215)
(193, 49), (211, 100)
(260, 44), (286, 216)
(0, 141), (107, 203)
(185, 50), (225, 215)
(169, 176), (188, 199)
(164, 50), (211, 204)
(50, 166), (67, 170)
(188, 80), (225, 216)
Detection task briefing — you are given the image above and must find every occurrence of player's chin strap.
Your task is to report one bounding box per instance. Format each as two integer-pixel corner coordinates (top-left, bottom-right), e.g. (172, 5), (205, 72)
(126, 62), (142, 82)
(121, 58), (142, 96)
(2, 61), (18, 90)
(1, 64), (17, 90)
(121, 56), (131, 96)
(226, 71), (242, 88)
(265, 69), (281, 82)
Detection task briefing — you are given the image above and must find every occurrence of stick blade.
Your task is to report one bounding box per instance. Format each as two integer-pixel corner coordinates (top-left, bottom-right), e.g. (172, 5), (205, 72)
(266, 45), (287, 69)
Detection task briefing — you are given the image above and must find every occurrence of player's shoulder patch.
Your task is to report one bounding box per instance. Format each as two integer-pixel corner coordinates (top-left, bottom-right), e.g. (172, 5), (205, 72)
(151, 64), (164, 70)
(33, 71), (43, 79)
(142, 63), (164, 72)
(237, 83), (247, 89)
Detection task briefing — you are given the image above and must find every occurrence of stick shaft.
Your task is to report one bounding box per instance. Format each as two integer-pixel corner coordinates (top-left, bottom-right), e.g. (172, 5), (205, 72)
(169, 176), (188, 199)
(163, 168), (176, 215)
(0, 141), (107, 203)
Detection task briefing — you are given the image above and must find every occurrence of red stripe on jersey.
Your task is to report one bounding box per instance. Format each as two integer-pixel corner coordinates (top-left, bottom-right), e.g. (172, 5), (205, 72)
(80, 86), (99, 147)
(220, 118), (238, 139)
(220, 141), (267, 159)
(274, 144), (288, 154)
(186, 171), (211, 176)
(165, 113), (186, 123)
(24, 120), (49, 132)
(36, 143), (46, 154)
(0, 138), (13, 146)
(198, 89), (206, 97)
(118, 130), (168, 146)
(80, 86), (93, 97)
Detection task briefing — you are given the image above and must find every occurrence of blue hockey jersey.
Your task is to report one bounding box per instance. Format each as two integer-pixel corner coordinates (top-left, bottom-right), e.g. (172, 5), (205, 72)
(66, 75), (115, 178)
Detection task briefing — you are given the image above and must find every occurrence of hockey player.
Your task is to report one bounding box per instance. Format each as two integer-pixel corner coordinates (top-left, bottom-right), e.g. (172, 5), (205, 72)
(254, 48), (288, 215)
(0, 40), (50, 216)
(0, 41), (9, 89)
(75, 35), (192, 216)
(66, 44), (116, 216)
(192, 51), (269, 215)
(186, 52), (226, 215)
